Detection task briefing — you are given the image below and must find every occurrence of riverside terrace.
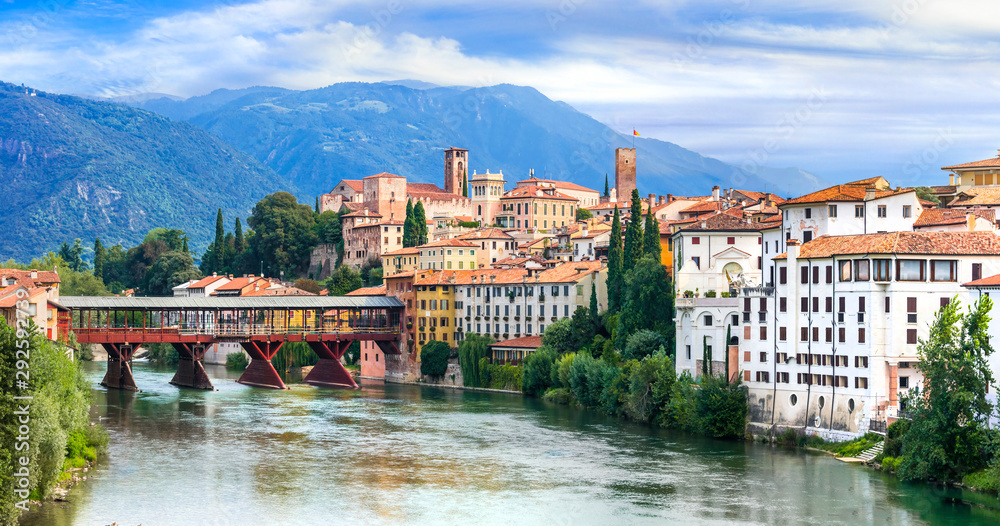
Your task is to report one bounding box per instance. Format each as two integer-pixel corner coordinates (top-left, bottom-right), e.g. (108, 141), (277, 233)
(59, 295), (405, 391)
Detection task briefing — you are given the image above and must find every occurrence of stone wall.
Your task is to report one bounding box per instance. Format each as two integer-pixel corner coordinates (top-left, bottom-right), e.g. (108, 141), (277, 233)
(308, 244), (339, 280)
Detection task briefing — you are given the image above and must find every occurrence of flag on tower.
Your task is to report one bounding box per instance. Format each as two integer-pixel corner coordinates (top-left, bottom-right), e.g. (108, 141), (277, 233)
(633, 129), (640, 136)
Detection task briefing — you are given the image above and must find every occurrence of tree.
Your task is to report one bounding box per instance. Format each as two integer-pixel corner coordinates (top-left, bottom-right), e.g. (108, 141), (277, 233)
(459, 334), (494, 388)
(213, 208), (225, 271)
(323, 265), (363, 296)
(403, 199), (415, 247)
(462, 171), (469, 198)
(293, 278), (321, 294)
(898, 296), (997, 482)
(521, 345), (557, 396)
(623, 329), (667, 361)
(413, 201), (428, 245)
(617, 255), (675, 352)
(144, 250), (202, 296)
(643, 207), (661, 261)
(93, 238), (106, 280)
(607, 206), (623, 313)
(724, 324), (732, 382)
(234, 218), (245, 256)
(313, 211), (341, 245)
(420, 340), (450, 377)
(604, 174), (610, 198)
(624, 189), (643, 272)
(589, 281), (600, 327)
(143, 228), (187, 251)
(246, 192), (317, 278)
(697, 375), (748, 439)
(702, 335), (710, 378)
(58, 239), (88, 272)
(576, 207), (593, 221)
(541, 318), (574, 355)
(315, 195), (320, 214)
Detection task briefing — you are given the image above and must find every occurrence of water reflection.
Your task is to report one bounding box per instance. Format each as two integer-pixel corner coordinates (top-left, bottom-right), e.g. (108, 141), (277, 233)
(18, 362), (1000, 526)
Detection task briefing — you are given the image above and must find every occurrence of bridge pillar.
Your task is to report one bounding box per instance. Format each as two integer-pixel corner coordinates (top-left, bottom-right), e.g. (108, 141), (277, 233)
(169, 343), (214, 390)
(101, 344), (138, 391)
(237, 341), (288, 389)
(304, 340), (358, 389)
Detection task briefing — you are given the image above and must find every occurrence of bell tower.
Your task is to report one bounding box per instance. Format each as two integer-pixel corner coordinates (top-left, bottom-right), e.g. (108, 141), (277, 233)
(444, 147), (469, 195)
(615, 147), (636, 201)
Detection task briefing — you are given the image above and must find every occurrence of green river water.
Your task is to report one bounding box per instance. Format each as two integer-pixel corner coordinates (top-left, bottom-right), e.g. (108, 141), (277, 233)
(17, 361), (1000, 525)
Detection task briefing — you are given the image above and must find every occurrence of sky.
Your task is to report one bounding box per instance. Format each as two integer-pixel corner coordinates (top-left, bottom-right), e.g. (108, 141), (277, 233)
(1, 0), (999, 186)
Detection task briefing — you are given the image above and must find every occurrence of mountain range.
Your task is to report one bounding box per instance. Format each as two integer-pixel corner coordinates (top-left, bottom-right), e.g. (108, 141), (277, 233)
(1, 79), (825, 262)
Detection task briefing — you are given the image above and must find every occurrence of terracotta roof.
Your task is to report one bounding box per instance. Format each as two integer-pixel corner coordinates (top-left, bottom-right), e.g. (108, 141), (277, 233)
(534, 261), (603, 282)
(775, 231), (1000, 259)
(363, 172), (404, 179)
(407, 182), (446, 193)
(950, 188), (1000, 207)
(458, 228), (514, 241)
(346, 285), (387, 296)
(242, 286), (316, 297)
(383, 247), (420, 256)
(517, 178), (599, 194)
(189, 275), (229, 289)
(341, 209), (383, 218)
(417, 238), (477, 248)
(492, 255), (547, 268)
(914, 208), (995, 228)
(680, 200), (727, 214)
(414, 262), (601, 286)
(942, 155), (1000, 171)
(384, 270), (416, 279)
(454, 215), (474, 223)
(341, 202), (365, 212)
(782, 184), (912, 206)
(489, 335), (543, 349)
(0, 269), (61, 287)
(330, 179), (363, 192)
(502, 185), (578, 202)
(213, 276), (266, 291)
(964, 274), (1000, 287)
(351, 219), (405, 229)
(678, 211), (763, 232)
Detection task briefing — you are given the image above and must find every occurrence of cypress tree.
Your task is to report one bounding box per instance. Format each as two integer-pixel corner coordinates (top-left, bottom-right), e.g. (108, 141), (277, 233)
(463, 170), (469, 198)
(315, 196), (320, 214)
(414, 201), (428, 245)
(643, 206), (661, 260)
(607, 206), (623, 313)
(234, 218), (245, 256)
(702, 335), (710, 379)
(214, 208), (225, 271)
(182, 237), (189, 254)
(93, 238), (106, 281)
(589, 280), (599, 328)
(403, 200), (415, 247)
(623, 189), (643, 272)
(724, 324), (732, 383)
(604, 174), (610, 198)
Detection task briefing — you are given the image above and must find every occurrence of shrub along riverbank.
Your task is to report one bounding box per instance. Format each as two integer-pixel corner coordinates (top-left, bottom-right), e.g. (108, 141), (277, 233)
(1, 320), (108, 525)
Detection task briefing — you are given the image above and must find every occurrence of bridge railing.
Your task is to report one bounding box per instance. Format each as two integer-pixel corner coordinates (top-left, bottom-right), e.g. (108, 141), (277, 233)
(71, 322), (399, 338)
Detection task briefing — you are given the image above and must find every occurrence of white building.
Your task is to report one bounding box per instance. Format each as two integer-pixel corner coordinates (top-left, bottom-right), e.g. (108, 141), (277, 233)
(739, 231), (1000, 439)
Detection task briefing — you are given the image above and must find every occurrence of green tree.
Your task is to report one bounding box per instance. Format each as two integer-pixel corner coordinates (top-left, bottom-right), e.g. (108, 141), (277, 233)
(702, 335), (710, 378)
(624, 189), (643, 272)
(234, 218), (245, 257)
(213, 208), (225, 271)
(463, 171), (469, 198)
(623, 351), (675, 423)
(521, 345), (557, 396)
(420, 340), (451, 377)
(92, 238), (106, 280)
(246, 192), (318, 278)
(458, 334), (493, 387)
(144, 250), (202, 296)
(617, 255), (675, 352)
(315, 195), (320, 214)
(58, 239), (88, 272)
(143, 228), (187, 251)
(898, 296), (996, 482)
(607, 206), (623, 313)
(324, 264), (363, 296)
(697, 375), (748, 439)
(413, 201), (428, 245)
(576, 207), (593, 221)
(604, 174), (610, 198)
(589, 281), (600, 327)
(403, 199), (416, 247)
(313, 211), (341, 245)
(541, 318), (574, 355)
(623, 329), (667, 361)
(643, 207), (661, 260)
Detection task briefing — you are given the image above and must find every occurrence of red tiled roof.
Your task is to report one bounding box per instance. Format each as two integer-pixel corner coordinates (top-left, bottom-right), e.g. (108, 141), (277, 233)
(363, 172), (404, 179)
(341, 209), (383, 218)
(783, 183), (911, 206)
(189, 275), (229, 289)
(680, 201), (726, 214)
(950, 188), (1000, 207)
(213, 276), (266, 291)
(383, 247), (420, 256)
(914, 208), (995, 228)
(501, 185), (578, 202)
(492, 255), (546, 268)
(330, 179), (363, 192)
(417, 238), (476, 248)
(942, 155), (1000, 170)
(517, 177), (599, 194)
(458, 228), (514, 241)
(342, 202), (364, 212)
(242, 286), (316, 297)
(490, 335), (543, 349)
(964, 274), (1000, 287)
(0, 269), (61, 286)
(407, 182), (446, 193)
(678, 211), (763, 232)
(346, 285), (387, 296)
(776, 231), (1000, 259)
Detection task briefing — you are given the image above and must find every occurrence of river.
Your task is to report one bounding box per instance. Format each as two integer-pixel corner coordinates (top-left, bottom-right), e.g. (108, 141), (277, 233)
(18, 361), (1000, 525)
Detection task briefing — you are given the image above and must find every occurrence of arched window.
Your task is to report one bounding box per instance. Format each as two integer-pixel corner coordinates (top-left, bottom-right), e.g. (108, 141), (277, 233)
(478, 205), (482, 216)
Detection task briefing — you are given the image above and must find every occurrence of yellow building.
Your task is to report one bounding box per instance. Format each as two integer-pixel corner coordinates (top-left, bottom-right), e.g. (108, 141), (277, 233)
(417, 239), (478, 271)
(496, 185), (578, 233)
(412, 271), (459, 355)
(382, 247), (420, 275)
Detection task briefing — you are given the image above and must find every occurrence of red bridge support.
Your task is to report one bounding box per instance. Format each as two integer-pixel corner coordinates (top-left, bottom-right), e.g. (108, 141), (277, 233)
(101, 343), (138, 391)
(169, 343), (214, 390)
(304, 341), (358, 389)
(237, 341), (287, 389)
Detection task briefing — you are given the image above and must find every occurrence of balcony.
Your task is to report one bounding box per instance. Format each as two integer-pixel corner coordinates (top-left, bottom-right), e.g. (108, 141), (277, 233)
(676, 297), (739, 309)
(741, 285), (775, 297)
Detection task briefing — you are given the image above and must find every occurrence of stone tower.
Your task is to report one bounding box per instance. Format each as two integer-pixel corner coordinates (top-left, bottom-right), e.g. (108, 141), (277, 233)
(444, 147), (469, 195)
(615, 147), (636, 201)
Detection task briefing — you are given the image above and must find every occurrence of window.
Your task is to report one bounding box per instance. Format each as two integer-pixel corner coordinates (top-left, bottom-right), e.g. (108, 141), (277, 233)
(907, 329), (917, 344)
(779, 267), (787, 284)
(874, 259), (892, 281)
(692, 237), (700, 245)
(828, 205), (837, 217)
(855, 259), (870, 281)
(855, 356), (869, 368)
(903, 205), (912, 218)
(779, 297), (787, 312)
(858, 296), (865, 312)
(855, 205), (865, 218)
(759, 327), (767, 340)
(703, 315), (713, 326)
(801, 297), (808, 312)
(813, 327), (819, 342)
(812, 297), (820, 313)
(756, 371), (770, 383)
(825, 297), (833, 312)
(897, 260), (925, 281)
(727, 237), (735, 244)
(779, 327), (787, 341)
(973, 263), (983, 281)
(885, 297), (890, 313)
(692, 257), (701, 269)
(931, 260), (956, 282)
(825, 265), (833, 284)
(839, 328), (845, 343)
(803, 230), (813, 243)
(686, 345), (692, 360)
(800, 266), (809, 284)
(839, 260), (852, 281)
(877, 205), (887, 218)
(800, 327), (808, 342)
(899, 376), (909, 389)
(825, 328), (832, 342)
(858, 328), (866, 343)
(813, 266), (820, 284)
(731, 314), (739, 326)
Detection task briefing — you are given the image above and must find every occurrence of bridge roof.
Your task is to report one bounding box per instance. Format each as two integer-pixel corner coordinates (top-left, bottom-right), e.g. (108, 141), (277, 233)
(59, 295), (404, 310)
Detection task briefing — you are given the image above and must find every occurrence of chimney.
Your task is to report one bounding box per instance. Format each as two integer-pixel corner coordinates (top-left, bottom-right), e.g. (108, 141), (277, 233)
(648, 193), (655, 203)
(658, 195), (665, 205)
(30, 269), (37, 279)
(490, 275), (496, 283)
(582, 225), (588, 238)
(949, 174), (955, 185)
(667, 194), (673, 202)
(212, 272), (217, 277)
(712, 186), (720, 201)
(865, 188), (876, 200)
